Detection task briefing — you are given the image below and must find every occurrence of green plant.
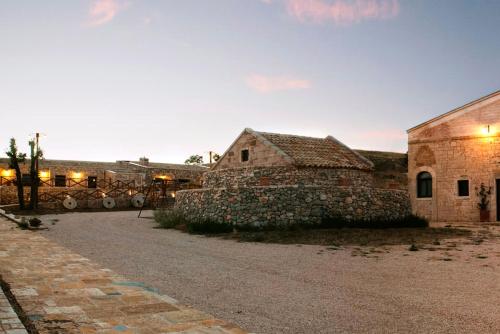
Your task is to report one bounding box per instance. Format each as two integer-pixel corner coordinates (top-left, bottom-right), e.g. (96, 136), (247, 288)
(153, 209), (187, 229)
(184, 154), (204, 165)
(476, 183), (492, 210)
(187, 219), (233, 234)
(17, 219), (29, 229)
(29, 217), (42, 228)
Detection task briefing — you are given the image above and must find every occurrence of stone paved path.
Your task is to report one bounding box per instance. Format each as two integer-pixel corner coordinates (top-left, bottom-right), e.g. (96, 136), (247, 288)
(0, 218), (247, 334)
(0, 288), (27, 334)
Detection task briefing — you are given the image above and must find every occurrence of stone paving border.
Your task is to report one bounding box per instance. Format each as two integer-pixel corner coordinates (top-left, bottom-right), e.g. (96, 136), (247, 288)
(0, 285), (28, 334)
(0, 218), (248, 334)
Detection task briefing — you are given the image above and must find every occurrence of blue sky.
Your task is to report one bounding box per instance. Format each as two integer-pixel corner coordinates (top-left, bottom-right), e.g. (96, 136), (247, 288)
(1, 0), (499, 163)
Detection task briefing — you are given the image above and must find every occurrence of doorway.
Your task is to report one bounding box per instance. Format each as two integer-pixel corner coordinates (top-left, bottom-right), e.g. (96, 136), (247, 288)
(497, 179), (500, 221)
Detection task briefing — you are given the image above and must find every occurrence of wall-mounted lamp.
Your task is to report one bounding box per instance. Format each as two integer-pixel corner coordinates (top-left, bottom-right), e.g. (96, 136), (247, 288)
(482, 125), (491, 135)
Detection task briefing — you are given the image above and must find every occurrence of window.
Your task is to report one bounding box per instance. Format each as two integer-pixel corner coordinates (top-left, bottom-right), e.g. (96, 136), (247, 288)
(458, 180), (469, 197)
(241, 149), (249, 162)
(88, 176), (97, 189)
(417, 172), (432, 198)
(55, 175), (66, 187)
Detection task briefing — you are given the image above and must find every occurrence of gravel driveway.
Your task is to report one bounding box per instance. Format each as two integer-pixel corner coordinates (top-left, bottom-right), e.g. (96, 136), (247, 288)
(40, 211), (500, 333)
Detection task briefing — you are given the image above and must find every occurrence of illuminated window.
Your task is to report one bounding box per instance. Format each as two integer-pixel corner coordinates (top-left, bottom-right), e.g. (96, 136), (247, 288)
(417, 172), (432, 198)
(241, 149), (249, 162)
(458, 180), (469, 197)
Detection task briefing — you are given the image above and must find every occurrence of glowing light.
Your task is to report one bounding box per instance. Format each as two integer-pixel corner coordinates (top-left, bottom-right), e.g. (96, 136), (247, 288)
(72, 172), (83, 179)
(156, 175), (172, 180)
(481, 125), (496, 136)
(171, 192), (176, 198)
(39, 170), (50, 179)
(101, 192), (107, 198)
(1, 169), (13, 177)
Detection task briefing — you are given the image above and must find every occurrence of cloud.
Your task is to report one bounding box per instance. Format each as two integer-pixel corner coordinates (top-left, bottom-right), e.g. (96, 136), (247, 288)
(245, 74), (311, 93)
(87, 0), (125, 26)
(265, 0), (399, 25)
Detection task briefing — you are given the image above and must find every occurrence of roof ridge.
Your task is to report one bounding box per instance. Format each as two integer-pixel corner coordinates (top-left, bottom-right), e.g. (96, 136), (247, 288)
(254, 130), (327, 141)
(407, 89), (500, 133)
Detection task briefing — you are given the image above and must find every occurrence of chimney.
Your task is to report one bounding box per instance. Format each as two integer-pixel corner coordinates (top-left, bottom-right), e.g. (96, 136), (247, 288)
(139, 157), (149, 166)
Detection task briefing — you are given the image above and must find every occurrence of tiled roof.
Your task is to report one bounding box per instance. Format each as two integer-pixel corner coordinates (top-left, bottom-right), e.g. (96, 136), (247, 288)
(252, 130), (374, 170)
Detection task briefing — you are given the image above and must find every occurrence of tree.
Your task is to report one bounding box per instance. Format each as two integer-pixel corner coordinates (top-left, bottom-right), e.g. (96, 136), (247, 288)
(28, 138), (43, 210)
(212, 153), (220, 162)
(6, 138), (26, 210)
(184, 154), (204, 165)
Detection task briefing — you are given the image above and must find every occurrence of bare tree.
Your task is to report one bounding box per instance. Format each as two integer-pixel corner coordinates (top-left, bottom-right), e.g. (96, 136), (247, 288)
(28, 138), (43, 210)
(6, 138), (26, 210)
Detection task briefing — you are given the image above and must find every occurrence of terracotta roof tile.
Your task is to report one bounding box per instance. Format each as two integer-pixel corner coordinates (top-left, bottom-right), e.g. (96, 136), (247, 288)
(254, 131), (374, 170)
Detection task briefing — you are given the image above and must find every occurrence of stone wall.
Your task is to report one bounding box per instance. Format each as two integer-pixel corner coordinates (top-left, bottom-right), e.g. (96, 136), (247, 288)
(202, 166), (373, 189)
(408, 96), (500, 222)
(175, 185), (410, 227)
(0, 186), (135, 209)
(214, 131), (289, 170)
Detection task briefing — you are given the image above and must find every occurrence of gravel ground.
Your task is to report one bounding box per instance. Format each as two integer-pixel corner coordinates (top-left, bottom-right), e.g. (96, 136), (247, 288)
(40, 211), (500, 334)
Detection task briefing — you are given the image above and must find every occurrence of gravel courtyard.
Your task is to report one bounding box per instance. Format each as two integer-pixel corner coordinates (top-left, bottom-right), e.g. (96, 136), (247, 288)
(40, 211), (500, 334)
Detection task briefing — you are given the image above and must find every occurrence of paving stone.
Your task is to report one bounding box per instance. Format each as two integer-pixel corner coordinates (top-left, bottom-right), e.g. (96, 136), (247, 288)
(0, 218), (249, 334)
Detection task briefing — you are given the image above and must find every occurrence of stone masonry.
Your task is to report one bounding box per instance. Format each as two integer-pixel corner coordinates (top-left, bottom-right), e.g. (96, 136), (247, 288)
(408, 90), (500, 222)
(176, 129), (411, 227)
(0, 217), (247, 334)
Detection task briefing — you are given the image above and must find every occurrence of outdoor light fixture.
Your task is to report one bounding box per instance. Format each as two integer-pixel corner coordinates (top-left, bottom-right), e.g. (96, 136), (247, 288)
(482, 125), (491, 135)
(71, 172), (82, 179)
(39, 170), (50, 179)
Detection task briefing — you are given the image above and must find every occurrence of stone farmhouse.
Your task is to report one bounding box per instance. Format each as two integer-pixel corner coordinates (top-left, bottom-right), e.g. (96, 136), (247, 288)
(408, 90), (500, 222)
(176, 128), (410, 226)
(0, 157), (206, 207)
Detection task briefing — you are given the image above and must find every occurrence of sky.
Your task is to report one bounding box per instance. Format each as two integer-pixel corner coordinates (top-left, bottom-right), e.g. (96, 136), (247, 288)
(1, 0), (499, 163)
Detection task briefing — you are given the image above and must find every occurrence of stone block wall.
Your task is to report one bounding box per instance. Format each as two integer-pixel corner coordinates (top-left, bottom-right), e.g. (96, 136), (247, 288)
(202, 166), (373, 189)
(175, 185), (410, 227)
(176, 165), (410, 227)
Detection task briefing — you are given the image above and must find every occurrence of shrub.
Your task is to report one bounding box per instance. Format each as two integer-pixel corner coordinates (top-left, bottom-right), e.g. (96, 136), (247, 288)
(153, 209), (187, 229)
(187, 219), (233, 234)
(319, 214), (428, 229)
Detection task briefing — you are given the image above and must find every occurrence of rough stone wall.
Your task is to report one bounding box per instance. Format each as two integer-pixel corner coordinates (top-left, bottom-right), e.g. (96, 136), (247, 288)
(408, 97), (500, 222)
(214, 131), (290, 170)
(176, 165), (410, 227)
(175, 185), (410, 227)
(203, 166), (373, 189)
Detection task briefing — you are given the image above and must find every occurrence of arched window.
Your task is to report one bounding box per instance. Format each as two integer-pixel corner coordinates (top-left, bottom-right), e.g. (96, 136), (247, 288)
(417, 172), (432, 198)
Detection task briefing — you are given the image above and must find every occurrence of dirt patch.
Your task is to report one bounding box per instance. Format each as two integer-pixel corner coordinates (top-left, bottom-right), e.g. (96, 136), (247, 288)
(227, 227), (472, 247)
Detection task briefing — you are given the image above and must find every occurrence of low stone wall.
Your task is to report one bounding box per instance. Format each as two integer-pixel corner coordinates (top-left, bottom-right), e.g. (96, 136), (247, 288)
(175, 185), (411, 227)
(202, 166), (373, 189)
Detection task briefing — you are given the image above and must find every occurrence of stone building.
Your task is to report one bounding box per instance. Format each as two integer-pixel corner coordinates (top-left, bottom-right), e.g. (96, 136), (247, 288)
(408, 90), (500, 222)
(176, 128), (410, 226)
(0, 157), (206, 206)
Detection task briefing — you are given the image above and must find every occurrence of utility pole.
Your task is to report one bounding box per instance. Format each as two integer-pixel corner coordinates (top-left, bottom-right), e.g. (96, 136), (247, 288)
(209, 151), (213, 164)
(35, 133), (39, 173)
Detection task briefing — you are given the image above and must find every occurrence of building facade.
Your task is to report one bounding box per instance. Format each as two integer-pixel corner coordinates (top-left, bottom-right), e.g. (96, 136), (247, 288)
(407, 91), (500, 222)
(176, 128), (410, 227)
(0, 157), (206, 207)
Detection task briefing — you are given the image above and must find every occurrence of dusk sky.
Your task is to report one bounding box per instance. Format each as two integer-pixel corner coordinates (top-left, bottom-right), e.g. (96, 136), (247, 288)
(1, 0), (499, 163)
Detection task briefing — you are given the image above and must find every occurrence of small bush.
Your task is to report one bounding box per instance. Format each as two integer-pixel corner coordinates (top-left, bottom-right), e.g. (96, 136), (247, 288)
(320, 214), (429, 229)
(187, 219), (233, 234)
(154, 209), (187, 229)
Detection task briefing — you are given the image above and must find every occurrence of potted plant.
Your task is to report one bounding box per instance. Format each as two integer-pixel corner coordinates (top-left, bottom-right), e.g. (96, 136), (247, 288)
(476, 183), (492, 222)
